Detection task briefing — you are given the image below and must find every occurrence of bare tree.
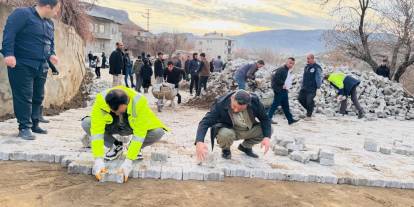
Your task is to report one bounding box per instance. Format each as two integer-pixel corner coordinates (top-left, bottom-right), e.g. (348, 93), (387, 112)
(323, 0), (414, 82)
(148, 33), (188, 57)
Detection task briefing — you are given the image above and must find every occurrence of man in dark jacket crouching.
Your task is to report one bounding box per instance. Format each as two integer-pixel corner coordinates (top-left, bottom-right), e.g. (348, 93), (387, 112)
(195, 90), (272, 160)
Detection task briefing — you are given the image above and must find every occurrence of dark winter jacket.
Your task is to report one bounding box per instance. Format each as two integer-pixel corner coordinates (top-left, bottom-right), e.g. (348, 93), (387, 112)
(195, 91), (272, 144)
(141, 62), (153, 80)
(234, 63), (258, 80)
(301, 63), (322, 92)
(271, 65), (289, 93)
(376, 65), (390, 79)
(154, 58), (165, 78)
(188, 59), (201, 76)
(164, 67), (185, 88)
(109, 48), (124, 75)
(123, 54), (133, 75)
(101, 55), (107, 68)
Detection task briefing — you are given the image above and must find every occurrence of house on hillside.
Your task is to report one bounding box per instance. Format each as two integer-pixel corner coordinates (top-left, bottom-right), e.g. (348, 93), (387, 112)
(85, 11), (123, 59)
(194, 32), (235, 61)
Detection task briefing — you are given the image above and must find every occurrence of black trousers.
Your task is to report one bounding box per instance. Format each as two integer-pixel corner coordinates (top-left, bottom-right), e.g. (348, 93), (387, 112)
(8, 63), (47, 130)
(340, 86), (363, 113)
(197, 76), (209, 96)
(268, 90), (294, 123)
(190, 74), (199, 94)
(95, 67), (101, 78)
(298, 89), (316, 117)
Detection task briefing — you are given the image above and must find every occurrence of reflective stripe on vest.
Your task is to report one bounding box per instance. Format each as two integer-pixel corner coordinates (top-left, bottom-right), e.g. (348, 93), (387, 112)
(131, 94), (142, 118)
(91, 134), (104, 141)
(131, 135), (145, 143)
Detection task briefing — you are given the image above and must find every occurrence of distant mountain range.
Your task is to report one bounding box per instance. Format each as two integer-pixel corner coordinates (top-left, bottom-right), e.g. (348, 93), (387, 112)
(231, 29), (328, 55)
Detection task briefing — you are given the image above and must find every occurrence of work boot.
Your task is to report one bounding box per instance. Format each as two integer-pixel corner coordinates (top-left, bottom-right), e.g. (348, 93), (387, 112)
(31, 123), (48, 134)
(137, 152), (144, 160)
(105, 144), (123, 161)
(18, 129), (36, 140)
(39, 106), (50, 123)
(358, 111), (365, 119)
(237, 144), (258, 158)
(177, 96), (182, 104)
(144, 88), (148, 93)
(288, 119), (299, 125)
(221, 149), (231, 160)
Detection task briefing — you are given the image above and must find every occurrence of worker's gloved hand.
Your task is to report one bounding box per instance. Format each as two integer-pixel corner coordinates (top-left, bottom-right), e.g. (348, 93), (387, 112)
(93, 158), (107, 181)
(118, 159), (133, 183)
(337, 95), (345, 102)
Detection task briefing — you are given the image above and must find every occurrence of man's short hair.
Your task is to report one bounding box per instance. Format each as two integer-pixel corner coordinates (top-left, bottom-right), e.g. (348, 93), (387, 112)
(257, 60), (265, 65)
(167, 61), (174, 66)
(288, 57), (295, 62)
(234, 90), (251, 105)
(193, 53), (198, 57)
(218, 56), (221, 59)
(105, 90), (129, 111)
(200, 53), (206, 57)
(157, 52), (163, 56)
(38, 0), (58, 7)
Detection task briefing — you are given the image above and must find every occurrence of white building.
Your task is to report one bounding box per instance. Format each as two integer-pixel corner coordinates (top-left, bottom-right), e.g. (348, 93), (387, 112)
(85, 11), (123, 58)
(194, 32), (235, 61)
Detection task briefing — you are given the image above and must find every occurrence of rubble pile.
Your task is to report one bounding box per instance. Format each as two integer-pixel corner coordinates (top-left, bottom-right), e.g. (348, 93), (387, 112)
(187, 59), (414, 120)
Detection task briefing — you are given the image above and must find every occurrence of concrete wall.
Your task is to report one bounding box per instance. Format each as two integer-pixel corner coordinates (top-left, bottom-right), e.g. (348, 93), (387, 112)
(0, 4), (87, 118)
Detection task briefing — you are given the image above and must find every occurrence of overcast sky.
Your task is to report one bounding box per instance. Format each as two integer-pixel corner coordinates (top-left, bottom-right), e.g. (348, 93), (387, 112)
(97, 0), (334, 35)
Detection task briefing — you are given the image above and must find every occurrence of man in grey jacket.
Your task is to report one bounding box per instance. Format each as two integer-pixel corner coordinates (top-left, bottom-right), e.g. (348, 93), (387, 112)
(234, 60), (265, 89)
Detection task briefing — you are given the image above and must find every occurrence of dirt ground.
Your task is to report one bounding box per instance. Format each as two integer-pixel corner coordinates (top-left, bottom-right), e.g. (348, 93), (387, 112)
(0, 161), (413, 207)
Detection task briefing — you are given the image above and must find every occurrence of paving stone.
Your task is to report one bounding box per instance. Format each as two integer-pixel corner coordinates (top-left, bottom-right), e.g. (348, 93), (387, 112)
(251, 169), (268, 179)
(182, 167), (204, 180)
(278, 138), (294, 147)
(319, 158), (335, 166)
(61, 156), (76, 167)
(161, 166), (183, 180)
(272, 145), (289, 156)
(0, 151), (10, 160)
(221, 165), (251, 177)
(26, 153), (56, 163)
(379, 147), (392, 155)
(392, 146), (414, 156)
(286, 143), (305, 152)
(67, 161), (92, 175)
(305, 150), (320, 161)
(204, 169), (224, 181)
(364, 139), (378, 152)
(101, 172), (124, 184)
(319, 150), (334, 160)
(9, 151), (27, 161)
(151, 150), (168, 162)
(141, 165), (162, 179)
(289, 151), (311, 164)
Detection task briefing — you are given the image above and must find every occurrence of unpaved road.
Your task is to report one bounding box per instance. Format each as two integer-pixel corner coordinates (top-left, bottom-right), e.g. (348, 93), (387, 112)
(0, 161), (413, 207)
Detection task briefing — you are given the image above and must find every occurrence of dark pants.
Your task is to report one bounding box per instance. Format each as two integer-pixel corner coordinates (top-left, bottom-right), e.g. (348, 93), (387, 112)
(197, 76), (208, 96)
(268, 90), (294, 123)
(81, 117), (164, 148)
(190, 74), (199, 94)
(298, 89), (316, 117)
(135, 73), (143, 92)
(8, 64), (47, 130)
(340, 86), (363, 113)
(95, 67), (101, 78)
(124, 68), (134, 87)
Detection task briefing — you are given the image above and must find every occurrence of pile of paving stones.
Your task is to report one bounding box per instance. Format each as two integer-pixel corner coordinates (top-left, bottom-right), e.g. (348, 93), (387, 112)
(187, 59), (414, 120)
(364, 138), (414, 156)
(272, 137), (335, 166)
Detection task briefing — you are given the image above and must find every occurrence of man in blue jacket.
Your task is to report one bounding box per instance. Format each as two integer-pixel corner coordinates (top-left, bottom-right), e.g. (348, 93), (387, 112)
(234, 60), (265, 90)
(1, 0), (60, 140)
(298, 54), (322, 120)
(188, 53), (201, 95)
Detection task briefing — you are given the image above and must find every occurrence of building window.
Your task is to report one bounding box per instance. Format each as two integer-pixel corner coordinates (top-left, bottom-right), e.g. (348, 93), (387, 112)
(99, 25), (105, 33)
(94, 24), (99, 33)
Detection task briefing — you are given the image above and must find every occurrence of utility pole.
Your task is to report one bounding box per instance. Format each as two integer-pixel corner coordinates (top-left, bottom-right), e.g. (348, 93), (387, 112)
(141, 9), (151, 53)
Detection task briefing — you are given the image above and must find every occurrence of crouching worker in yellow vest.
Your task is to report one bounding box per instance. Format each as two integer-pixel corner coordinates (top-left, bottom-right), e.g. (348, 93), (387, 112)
(81, 86), (169, 182)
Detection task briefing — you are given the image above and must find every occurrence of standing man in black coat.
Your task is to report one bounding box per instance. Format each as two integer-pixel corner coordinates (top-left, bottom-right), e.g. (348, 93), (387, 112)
(109, 42), (125, 87)
(298, 54), (323, 120)
(1, 0), (61, 139)
(188, 53), (201, 95)
(375, 59), (390, 79)
(195, 90), (272, 160)
(154, 52), (165, 84)
(268, 57), (299, 125)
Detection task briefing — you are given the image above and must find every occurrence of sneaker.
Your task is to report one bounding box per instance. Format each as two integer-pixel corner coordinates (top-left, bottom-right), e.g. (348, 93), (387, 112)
(237, 144), (258, 158)
(80, 134), (91, 148)
(18, 129), (36, 140)
(137, 152), (144, 160)
(31, 124), (48, 134)
(358, 111), (365, 119)
(221, 149), (231, 160)
(288, 119), (299, 125)
(105, 144), (123, 161)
